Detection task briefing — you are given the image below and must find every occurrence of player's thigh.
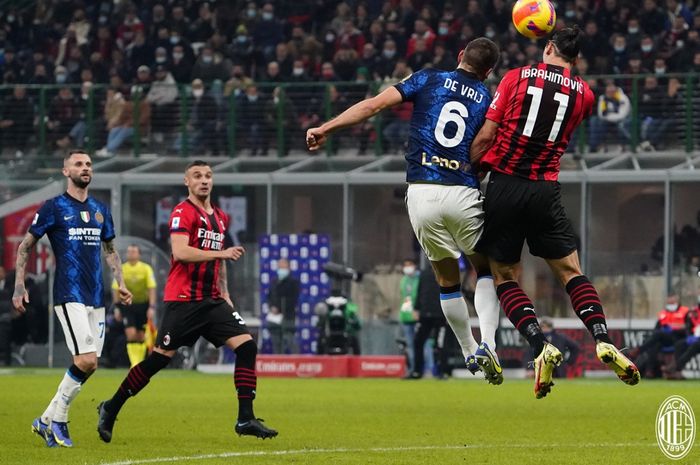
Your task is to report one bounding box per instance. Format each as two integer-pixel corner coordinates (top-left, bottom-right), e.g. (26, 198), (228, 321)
(475, 172), (527, 264)
(54, 302), (99, 356)
(155, 301), (207, 350)
(202, 300), (251, 347)
(405, 184), (461, 261)
(443, 186), (485, 256)
(525, 182), (578, 264)
(87, 306), (106, 357)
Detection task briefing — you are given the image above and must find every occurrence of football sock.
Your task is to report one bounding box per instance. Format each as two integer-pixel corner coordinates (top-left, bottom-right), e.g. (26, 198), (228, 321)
(474, 275), (500, 350)
(439, 284), (479, 357)
(234, 340), (258, 422)
(126, 342), (147, 367)
(566, 275), (612, 344)
(49, 364), (88, 423)
(496, 281), (547, 356)
(106, 351), (171, 416)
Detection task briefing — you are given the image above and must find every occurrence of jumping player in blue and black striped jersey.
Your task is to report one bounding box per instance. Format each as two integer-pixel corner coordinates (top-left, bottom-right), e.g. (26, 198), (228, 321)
(306, 38), (504, 384)
(12, 150), (132, 448)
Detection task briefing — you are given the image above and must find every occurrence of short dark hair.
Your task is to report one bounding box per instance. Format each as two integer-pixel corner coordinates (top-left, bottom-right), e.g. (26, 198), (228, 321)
(64, 149), (89, 162)
(127, 244), (141, 252)
(185, 159), (210, 171)
(550, 26), (582, 63)
(462, 38), (500, 79)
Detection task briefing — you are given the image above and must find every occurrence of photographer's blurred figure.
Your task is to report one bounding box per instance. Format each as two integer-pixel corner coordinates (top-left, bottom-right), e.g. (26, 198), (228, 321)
(398, 259), (419, 375)
(407, 267), (446, 379)
(266, 259), (300, 354)
(540, 318), (580, 378)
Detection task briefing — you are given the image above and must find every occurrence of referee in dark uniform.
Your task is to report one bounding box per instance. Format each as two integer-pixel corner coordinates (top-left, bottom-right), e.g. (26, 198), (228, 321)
(408, 267), (448, 379)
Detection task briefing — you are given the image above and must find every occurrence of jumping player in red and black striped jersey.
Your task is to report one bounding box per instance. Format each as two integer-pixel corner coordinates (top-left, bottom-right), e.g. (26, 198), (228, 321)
(97, 160), (278, 441)
(471, 26), (640, 399)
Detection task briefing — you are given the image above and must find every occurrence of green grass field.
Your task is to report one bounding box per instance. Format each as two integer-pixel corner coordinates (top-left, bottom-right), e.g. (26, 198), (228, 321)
(1, 368), (698, 465)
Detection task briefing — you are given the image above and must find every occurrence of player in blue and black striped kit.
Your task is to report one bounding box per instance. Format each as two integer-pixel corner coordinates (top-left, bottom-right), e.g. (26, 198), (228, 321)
(306, 38), (504, 384)
(12, 150), (132, 447)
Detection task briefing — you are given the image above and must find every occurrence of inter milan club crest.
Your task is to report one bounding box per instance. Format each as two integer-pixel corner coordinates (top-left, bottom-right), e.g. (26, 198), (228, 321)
(95, 211), (104, 224)
(80, 211), (90, 223)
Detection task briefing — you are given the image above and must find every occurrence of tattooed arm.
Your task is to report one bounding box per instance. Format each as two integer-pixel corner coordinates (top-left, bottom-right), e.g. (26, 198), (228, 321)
(12, 233), (38, 313)
(103, 239), (133, 305)
(218, 260), (234, 308)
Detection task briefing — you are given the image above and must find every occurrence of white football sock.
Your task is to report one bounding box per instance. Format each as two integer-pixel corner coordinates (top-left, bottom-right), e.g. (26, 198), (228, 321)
(440, 292), (479, 358)
(40, 390), (61, 425)
(475, 276), (500, 350)
(51, 370), (83, 423)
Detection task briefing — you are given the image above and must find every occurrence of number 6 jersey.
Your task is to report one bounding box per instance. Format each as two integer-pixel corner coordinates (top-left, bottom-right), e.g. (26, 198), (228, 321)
(394, 68), (491, 188)
(481, 63), (595, 181)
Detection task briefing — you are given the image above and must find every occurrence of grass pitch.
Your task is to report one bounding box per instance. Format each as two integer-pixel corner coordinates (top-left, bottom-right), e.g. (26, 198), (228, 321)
(1, 368), (698, 465)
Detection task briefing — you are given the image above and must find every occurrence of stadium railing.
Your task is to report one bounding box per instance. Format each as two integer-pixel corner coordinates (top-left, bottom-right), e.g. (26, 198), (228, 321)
(0, 73), (696, 160)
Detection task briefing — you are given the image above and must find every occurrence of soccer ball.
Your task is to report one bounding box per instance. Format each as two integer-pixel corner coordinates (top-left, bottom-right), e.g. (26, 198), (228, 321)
(512, 0), (557, 39)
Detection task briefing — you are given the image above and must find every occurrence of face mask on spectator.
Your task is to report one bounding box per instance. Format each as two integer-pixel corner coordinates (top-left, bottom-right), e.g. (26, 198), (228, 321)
(202, 55), (213, 64)
(192, 88), (204, 98)
(614, 45), (625, 53)
(402, 265), (416, 276)
(262, 12), (273, 21)
(383, 49), (396, 59)
(438, 26), (449, 35)
(170, 35), (180, 45)
(641, 44), (653, 53)
(247, 8), (256, 18)
(99, 15), (108, 24)
(247, 94), (258, 102)
(486, 29), (496, 39)
(292, 67), (304, 76)
(7, 15), (15, 22)
(565, 10), (575, 18)
(156, 56), (166, 64)
(56, 73), (67, 83)
(628, 26), (639, 34)
(655, 67), (666, 75)
(666, 303), (679, 311)
(236, 35), (247, 43)
(277, 268), (289, 279)
(325, 33), (335, 42)
(173, 52), (184, 61)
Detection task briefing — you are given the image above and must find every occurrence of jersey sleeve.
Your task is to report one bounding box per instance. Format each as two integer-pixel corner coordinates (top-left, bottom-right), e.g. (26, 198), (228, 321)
(145, 264), (157, 289)
(486, 69), (519, 124)
(394, 70), (430, 102)
(101, 207), (116, 242)
(170, 205), (193, 236)
(28, 200), (55, 239)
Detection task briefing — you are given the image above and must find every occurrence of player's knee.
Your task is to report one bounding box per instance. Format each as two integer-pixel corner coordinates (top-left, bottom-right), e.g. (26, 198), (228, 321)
(234, 338), (257, 358)
(75, 353), (98, 374)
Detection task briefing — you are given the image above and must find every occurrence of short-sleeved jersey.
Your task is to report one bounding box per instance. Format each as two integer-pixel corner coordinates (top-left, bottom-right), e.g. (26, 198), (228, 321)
(29, 193), (115, 307)
(163, 199), (229, 302)
(112, 261), (156, 304)
(394, 68), (491, 188)
(481, 63), (595, 181)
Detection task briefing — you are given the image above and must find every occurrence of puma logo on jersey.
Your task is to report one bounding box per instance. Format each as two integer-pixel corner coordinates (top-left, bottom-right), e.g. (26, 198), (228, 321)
(580, 306), (595, 315)
(200, 215), (208, 224)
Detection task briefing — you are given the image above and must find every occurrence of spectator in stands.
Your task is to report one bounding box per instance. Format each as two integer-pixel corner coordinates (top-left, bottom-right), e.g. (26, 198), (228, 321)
(116, 6), (145, 50)
(638, 76), (672, 151)
(333, 44), (359, 81)
(626, 17), (643, 49)
(127, 31), (154, 72)
(641, 0), (669, 36)
(376, 39), (399, 79)
(589, 82), (631, 152)
(581, 20), (607, 73)
(170, 4), (190, 35)
(274, 43), (294, 79)
(407, 38), (432, 71)
(230, 25), (255, 70)
(540, 318), (580, 378)
(634, 294), (690, 378)
(146, 65), (179, 143)
(670, 297), (700, 375)
(266, 258), (300, 354)
(174, 79), (220, 155)
(359, 43), (382, 79)
(265, 87), (297, 155)
(47, 86), (81, 150)
(407, 18), (436, 55)
(237, 84), (267, 155)
(398, 259), (420, 376)
(0, 85), (34, 157)
(337, 20), (366, 54)
(188, 2), (215, 44)
(0, 266), (12, 366)
(253, 3), (284, 63)
(96, 86), (151, 157)
(191, 46), (230, 82)
(319, 61), (337, 82)
(263, 61), (283, 83)
(610, 34), (630, 74)
(147, 3), (168, 42)
(639, 35), (657, 70)
(1, 46), (22, 83)
(154, 47), (169, 68)
(432, 42), (457, 70)
(666, 0), (694, 27)
(134, 65), (152, 90)
(170, 44), (194, 83)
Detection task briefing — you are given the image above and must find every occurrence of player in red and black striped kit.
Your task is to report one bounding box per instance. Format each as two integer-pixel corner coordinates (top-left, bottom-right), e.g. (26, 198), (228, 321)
(471, 26), (640, 399)
(97, 160), (278, 441)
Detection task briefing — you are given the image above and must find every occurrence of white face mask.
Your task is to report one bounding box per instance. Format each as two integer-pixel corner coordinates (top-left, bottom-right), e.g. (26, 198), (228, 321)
(628, 27), (639, 34)
(655, 67), (666, 75)
(277, 268), (290, 279)
(202, 55), (213, 64)
(292, 67), (304, 76)
(383, 49), (396, 59)
(173, 52), (184, 60)
(666, 303), (679, 311)
(641, 44), (653, 53)
(402, 266), (416, 276)
(614, 45), (625, 53)
(156, 56), (166, 63)
(192, 88), (203, 98)
(262, 12), (274, 21)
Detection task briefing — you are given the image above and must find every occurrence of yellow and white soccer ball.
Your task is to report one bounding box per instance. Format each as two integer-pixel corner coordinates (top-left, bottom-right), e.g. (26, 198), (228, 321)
(512, 0), (557, 39)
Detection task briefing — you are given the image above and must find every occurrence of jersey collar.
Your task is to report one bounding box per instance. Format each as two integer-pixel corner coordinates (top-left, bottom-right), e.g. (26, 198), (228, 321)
(456, 68), (479, 80)
(63, 192), (88, 204)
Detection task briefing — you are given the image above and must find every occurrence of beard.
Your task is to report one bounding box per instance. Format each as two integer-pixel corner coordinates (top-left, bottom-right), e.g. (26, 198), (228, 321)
(70, 173), (91, 189)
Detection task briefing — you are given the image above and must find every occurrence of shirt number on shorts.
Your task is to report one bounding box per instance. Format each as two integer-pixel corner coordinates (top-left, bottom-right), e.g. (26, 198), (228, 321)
(523, 86), (570, 142)
(98, 321), (105, 338)
(434, 101), (469, 148)
(232, 311), (246, 325)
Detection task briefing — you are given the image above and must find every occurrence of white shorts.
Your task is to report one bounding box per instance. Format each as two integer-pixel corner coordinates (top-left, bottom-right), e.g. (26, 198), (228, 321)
(55, 303), (106, 356)
(406, 183), (484, 261)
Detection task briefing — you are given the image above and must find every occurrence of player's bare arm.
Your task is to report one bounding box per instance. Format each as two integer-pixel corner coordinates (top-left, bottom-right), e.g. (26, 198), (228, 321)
(171, 234), (244, 263)
(218, 260), (234, 308)
(103, 240), (133, 305)
(12, 232), (38, 313)
(306, 86), (403, 151)
(470, 119), (500, 167)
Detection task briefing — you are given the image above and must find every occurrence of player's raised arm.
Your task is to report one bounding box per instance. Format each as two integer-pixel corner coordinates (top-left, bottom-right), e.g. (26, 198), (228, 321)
(103, 240), (132, 306)
(470, 119), (500, 167)
(306, 86), (403, 151)
(12, 232), (38, 313)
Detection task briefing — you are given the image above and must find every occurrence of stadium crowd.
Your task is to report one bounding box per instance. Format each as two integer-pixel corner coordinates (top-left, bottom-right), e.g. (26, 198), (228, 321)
(0, 0), (699, 156)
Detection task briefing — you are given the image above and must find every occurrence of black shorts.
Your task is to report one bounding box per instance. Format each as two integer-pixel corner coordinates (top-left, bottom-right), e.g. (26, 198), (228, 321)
(120, 303), (148, 329)
(476, 172), (577, 264)
(155, 298), (250, 350)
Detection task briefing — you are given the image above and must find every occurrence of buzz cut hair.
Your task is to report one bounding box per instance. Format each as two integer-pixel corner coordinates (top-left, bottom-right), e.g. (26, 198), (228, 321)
(185, 159), (210, 172)
(64, 149), (89, 162)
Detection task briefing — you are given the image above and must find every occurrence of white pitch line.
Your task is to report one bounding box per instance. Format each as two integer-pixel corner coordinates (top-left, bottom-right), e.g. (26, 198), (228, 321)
(98, 443), (656, 465)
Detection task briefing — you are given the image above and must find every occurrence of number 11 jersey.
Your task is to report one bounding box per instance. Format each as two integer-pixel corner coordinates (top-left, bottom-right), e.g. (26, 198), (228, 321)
(481, 63), (595, 181)
(394, 68), (492, 189)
